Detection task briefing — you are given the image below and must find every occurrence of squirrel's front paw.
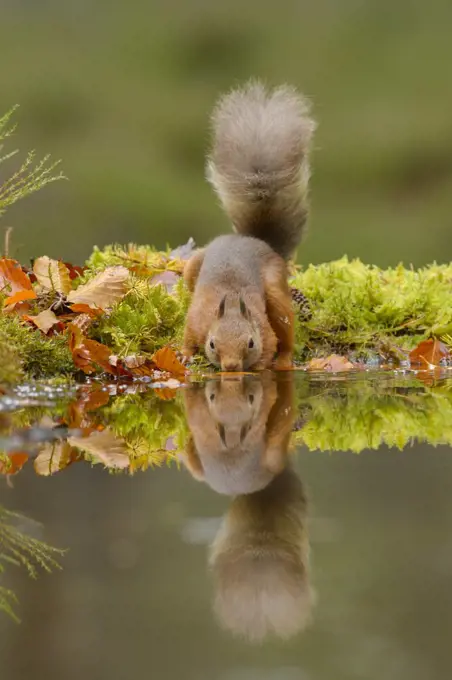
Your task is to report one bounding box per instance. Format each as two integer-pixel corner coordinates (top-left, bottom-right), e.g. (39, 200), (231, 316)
(181, 347), (195, 363)
(273, 353), (293, 371)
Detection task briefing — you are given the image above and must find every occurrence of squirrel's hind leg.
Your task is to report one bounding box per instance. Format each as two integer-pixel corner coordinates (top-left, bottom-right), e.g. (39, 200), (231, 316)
(262, 257), (295, 370)
(183, 249), (205, 292)
(182, 319), (199, 362)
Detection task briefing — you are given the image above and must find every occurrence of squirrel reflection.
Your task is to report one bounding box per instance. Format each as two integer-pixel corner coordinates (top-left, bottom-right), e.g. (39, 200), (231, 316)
(182, 374), (294, 495)
(181, 375), (314, 643)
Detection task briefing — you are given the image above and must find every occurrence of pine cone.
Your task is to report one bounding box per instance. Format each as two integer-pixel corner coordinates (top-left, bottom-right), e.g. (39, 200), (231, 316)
(291, 287), (312, 320)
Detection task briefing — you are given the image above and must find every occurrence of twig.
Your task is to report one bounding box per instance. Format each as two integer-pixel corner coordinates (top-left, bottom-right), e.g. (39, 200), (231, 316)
(3, 226), (12, 258)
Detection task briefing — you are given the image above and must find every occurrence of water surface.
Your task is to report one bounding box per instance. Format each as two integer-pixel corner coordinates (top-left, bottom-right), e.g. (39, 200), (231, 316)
(1, 372), (452, 680)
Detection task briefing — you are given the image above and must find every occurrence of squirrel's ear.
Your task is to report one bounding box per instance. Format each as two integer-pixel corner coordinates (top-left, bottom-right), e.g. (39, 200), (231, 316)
(239, 296), (248, 318)
(218, 295), (227, 318)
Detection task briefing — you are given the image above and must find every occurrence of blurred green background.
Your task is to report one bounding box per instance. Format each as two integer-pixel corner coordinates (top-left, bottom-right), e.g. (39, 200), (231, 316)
(1, 0), (451, 267)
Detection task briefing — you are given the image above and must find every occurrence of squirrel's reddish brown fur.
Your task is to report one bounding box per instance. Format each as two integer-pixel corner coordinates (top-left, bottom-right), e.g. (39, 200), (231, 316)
(181, 374), (295, 495)
(183, 81), (316, 371)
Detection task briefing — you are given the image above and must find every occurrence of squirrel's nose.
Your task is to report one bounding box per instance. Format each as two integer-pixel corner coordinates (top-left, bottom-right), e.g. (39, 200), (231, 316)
(222, 360), (242, 372)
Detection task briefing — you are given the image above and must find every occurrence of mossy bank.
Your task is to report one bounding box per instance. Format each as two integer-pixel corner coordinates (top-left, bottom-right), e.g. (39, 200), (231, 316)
(2, 243), (452, 383)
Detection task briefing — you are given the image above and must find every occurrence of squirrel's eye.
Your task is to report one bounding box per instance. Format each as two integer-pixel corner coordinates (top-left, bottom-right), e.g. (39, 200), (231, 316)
(248, 394), (254, 405)
(209, 339), (215, 350)
(209, 393), (215, 402)
(248, 338), (254, 350)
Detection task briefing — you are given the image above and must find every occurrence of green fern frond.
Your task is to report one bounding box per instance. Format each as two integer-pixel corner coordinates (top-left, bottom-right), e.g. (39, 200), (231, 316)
(0, 106), (18, 144)
(0, 507), (64, 579)
(0, 506), (65, 622)
(0, 107), (65, 218)
(0, 583), (19, 623)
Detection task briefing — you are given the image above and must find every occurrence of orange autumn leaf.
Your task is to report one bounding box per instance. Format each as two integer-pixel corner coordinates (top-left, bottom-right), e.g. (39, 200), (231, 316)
(154, 387), (178, 400)
(67, 323), (132, 376)
(69, 303), (103, 316)
(80, 340), (114, 375)
(4, 289), (37, 307)
(409, 339), (449, 368)
(307, 354), (355, 372)
(0, 452), (29, 476)
(152, 346), (187, 379)
(65, 387), (109, 430)
(117, 354), (156, 377)
(68, 324), (98, 374)
(414, 367), (445, 387)
(0, 257), (33, 294)
(78, 387), (111, 413)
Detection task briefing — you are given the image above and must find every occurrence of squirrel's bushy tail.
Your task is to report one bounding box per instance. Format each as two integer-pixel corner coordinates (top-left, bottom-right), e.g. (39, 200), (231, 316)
(206, 81), (316, 260)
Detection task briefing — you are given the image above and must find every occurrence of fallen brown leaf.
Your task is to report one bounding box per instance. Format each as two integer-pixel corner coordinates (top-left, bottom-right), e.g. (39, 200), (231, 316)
(154, 387), (178, 400)
(306, 354), (355, 372)
(21, 265), (38, 284)
(152, 346), (187, 379)
(409, 338), (449, 368)
(68, 323), (132, 376)
(34, 441), (79, 476)
(69, 303), (103, 316)
(63, 262), (86, 280)
(78, 387), (111, 412)
(67, 265), (129, 309)
(0, 257), (33, 294)
(118, 354), (157, 377)
(23, 309), (60, 334)
(0, 452), (29, 476)
(68, 429), (130, 469)
(414, 367), (446, 387)
(33, 256), (72, 295)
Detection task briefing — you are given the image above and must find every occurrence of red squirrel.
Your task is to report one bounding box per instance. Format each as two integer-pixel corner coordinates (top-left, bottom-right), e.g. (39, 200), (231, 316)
(182, 81), (316, 371)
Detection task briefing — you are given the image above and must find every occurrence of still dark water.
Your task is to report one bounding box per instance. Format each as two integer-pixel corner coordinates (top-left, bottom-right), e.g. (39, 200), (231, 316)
(1, 372), (452, 680)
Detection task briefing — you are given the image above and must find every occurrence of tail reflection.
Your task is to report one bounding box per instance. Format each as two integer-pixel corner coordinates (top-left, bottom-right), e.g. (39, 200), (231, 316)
(210, 465), (313, 643)
(181, 374), (315, 643)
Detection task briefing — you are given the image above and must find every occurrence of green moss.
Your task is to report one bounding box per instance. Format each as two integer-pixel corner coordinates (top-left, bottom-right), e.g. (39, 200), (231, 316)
(294, 375), (452, 452)
(85, 243), (165, 272)
(94, 276), (190, 356)
(0, 327), (23, 385)
(0, 314), (74, 380)
(291, 257), (452, 359)
(102, 391), (188, 466)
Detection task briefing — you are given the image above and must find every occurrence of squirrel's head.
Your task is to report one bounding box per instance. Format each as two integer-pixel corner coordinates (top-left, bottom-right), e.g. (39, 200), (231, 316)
(205, 295), (262, 371)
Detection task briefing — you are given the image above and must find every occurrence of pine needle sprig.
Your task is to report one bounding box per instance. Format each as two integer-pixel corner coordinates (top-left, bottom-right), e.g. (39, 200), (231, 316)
(0, 106), (65, 218)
